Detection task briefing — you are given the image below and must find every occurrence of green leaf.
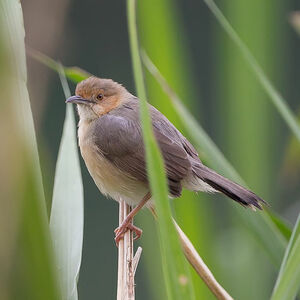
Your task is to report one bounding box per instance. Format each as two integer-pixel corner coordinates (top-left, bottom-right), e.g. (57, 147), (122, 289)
(271, 214), (300, 300)
(1, 0), (45, 208)
(49, 66), (84, 300)
(141, 52), (288, 267)
(65, 67), (91, 83)
(136, 2), (215, 297)
(268, 211), (292, 241)
(203, 0), (300, 143)
(127, 0), (195, 299)
(0, 1), (60, 299)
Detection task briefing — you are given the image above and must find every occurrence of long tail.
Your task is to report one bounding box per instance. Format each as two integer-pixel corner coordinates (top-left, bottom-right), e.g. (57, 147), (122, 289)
(193, 164), (267, 210)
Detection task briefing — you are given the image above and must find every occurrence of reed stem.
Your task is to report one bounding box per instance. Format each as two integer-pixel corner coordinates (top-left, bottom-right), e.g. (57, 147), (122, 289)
(174, 220), (233, 300)
(117, 200), (142, 300)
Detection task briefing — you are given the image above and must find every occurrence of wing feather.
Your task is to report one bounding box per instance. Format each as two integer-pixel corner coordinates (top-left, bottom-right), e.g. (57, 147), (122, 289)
(92, 99), (194, 197)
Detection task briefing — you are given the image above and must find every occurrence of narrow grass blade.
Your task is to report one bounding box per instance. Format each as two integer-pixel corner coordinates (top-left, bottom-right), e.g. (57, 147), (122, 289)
(137, 2), (215, 297)
(142, 51), (242, 182)
(271, 214), (300, 300)
(277, 214), (300, 284)
(282, 15), (300, 181)
(142, 52), (288, 267)
(27, 48), (91, 84)
(127, 0), (195, 299)
(50, 65), (84, 300)
(268, 212), (292, 241)
(203, 0), (300, 143)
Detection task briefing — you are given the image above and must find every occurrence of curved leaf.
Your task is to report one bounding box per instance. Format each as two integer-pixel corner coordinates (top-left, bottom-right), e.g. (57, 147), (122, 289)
(50, 67), (84, 300)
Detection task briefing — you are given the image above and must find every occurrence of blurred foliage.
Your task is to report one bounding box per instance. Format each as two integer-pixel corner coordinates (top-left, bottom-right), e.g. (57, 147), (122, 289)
(127, 0), (196, 298)
(215, 0), (284, 298)
(0, 0), (60, 299)
(1, 0), (300, 299)
(206, 0), (300, 144)
(282, 12), (300, 189)
(137, 0), (216, 298)
(272, 214), (300, 300)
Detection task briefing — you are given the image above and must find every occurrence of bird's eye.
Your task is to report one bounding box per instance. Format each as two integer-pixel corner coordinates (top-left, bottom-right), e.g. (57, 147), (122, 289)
(97, 93), (104, 100)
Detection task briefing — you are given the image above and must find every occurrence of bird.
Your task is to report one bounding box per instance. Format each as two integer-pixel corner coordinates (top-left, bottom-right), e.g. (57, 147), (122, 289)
(66, 76), (266, 244)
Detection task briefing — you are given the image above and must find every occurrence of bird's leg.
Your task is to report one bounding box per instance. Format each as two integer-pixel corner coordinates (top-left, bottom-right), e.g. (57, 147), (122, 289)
(114, 192), (151, 245)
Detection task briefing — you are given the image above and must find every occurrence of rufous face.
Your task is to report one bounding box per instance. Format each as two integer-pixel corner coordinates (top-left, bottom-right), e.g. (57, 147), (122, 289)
(67, 77), (126, 120)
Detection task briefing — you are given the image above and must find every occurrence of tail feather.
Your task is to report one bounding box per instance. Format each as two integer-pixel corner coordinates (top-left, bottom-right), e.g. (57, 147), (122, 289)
(193, 164), (267, 210)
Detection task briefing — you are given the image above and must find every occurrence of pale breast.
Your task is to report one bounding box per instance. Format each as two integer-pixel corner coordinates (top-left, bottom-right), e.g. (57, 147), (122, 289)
(78, 119), (148, 206)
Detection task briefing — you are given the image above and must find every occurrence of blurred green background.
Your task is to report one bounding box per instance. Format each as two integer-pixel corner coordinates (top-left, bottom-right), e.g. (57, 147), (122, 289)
(17, 0), (300, 299)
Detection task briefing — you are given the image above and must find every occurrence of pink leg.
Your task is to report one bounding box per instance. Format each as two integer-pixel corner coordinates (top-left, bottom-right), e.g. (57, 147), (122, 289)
(114, 192), (151, 245)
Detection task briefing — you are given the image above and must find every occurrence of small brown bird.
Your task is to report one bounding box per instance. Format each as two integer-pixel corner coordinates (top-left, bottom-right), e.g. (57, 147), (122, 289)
(66, 76), (265, 244)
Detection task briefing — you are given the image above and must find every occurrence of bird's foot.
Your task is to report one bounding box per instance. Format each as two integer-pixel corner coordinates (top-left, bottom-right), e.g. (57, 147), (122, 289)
(114, 222), (142, 246)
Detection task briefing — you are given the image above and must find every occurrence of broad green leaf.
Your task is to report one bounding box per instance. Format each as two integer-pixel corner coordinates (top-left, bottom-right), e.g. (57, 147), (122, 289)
(203, 0), (300, 143)
(50, 66), (84, 300)
(1, 0), (45, 208)
(127, 0), (195, 299)
(0, 0), (60, 299)
(141, 52), (288, 267)
(271, 214), (300, 300)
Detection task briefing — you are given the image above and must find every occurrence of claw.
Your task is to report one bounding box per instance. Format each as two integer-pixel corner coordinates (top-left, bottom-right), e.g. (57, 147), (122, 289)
(114, 223), (143, 246)
(114, 193), (151, 246)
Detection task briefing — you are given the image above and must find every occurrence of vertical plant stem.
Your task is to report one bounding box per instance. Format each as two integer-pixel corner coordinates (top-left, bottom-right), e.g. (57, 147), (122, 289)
(117, 200), (141, 300)
(117, 201), (125, 300)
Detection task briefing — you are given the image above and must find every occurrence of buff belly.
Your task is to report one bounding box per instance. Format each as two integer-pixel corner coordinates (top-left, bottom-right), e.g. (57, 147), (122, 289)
(80, 142), (149, 206)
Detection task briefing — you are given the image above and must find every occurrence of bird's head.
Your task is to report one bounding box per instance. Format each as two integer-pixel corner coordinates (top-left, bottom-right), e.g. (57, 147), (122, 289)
(66, 76), (129, 121)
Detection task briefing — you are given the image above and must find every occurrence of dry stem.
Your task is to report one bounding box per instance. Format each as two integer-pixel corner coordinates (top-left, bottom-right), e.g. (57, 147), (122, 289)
(117, 200), (142, 300)
(173, 219), (233, 300)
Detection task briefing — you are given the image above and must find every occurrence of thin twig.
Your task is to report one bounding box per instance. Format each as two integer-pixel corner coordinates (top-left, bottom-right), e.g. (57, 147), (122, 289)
(117, 200), (142, 300)
(173, 219), (233, 300)
(132, 247), (142, 276)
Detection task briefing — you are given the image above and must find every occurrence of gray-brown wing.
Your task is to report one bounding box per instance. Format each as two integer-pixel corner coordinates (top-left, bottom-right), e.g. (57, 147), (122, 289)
(92, 108), (193, 197)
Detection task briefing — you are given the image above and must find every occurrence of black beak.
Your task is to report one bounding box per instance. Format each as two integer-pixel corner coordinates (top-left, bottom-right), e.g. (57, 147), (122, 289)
(65, 95), (95, 104)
